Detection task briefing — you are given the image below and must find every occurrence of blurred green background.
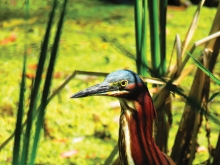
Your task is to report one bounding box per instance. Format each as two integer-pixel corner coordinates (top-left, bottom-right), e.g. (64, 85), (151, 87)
(0, 0), (219, 164)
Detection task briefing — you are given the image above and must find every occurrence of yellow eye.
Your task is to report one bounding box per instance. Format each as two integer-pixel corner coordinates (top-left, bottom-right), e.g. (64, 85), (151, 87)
(120, 80), (128, 87)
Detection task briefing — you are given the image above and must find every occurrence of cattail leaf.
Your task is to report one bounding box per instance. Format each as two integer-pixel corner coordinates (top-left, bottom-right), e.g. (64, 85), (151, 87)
(175, 34), (182, 77)
(20, 0), (57, 164)
(205, 3), (220, 49)
(148, 0), (161, 75)
(159, 0), (168, 75)
(134, 0), (142, 73)
(208, 92), (220, 102)
(134, 0), (148, 76)
(181, 0), (205, 56)
(12, 0), (29, 164)
(140, 0), (148, 76)
(187, 51), (220, 85)
(12, 42), (27, 165)
(103, 145), (118, 165)
(30, 0), (67, 164)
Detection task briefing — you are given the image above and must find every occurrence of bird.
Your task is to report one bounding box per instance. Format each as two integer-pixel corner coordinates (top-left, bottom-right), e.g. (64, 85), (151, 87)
(71, 70), (175, 165)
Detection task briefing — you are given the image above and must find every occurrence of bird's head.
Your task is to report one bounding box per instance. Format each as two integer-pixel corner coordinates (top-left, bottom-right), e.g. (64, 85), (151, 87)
(71, 70), (147, 100)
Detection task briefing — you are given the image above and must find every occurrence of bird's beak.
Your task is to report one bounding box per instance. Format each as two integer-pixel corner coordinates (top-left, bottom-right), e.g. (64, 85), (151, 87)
(71, 82), (128, 98)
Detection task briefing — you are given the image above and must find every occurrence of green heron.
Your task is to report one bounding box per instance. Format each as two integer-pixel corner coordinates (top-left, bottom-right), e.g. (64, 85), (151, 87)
(71, 70), (175, 165)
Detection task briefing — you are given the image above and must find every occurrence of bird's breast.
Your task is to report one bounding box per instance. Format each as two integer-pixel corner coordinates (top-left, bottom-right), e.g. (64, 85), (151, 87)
(118, 99), (137, 165)
(119, 113), (135, 165)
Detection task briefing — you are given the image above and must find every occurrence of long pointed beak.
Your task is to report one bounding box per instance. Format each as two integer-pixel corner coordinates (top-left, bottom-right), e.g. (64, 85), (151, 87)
(71, 82), (115, 98)
(71, 81), (129, 98)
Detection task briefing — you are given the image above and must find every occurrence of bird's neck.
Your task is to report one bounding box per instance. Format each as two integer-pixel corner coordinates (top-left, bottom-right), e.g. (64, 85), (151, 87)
(118, 92), (169, 165)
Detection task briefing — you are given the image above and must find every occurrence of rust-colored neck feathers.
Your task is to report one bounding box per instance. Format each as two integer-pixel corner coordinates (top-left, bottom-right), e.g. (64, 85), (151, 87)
(118, 91), (173, 165)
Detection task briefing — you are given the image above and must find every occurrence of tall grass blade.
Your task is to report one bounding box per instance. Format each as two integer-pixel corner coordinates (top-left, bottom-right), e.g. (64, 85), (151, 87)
(159, 0), (168, 75)
(12, 64), (26, 165)
(148, 0), (161, 76)
(181, 0), (205, 56)
(30, 0), (67, 164)
(12, 0), (29, 164)
(134, 0), (147, 76)
(12, 39), (27, 165)
(208, 92), (220, 102)
(20, 0), (57, 164)
(175, 34), (182, 77)
(205, 2), (220, 49)
(103, 145), (118, 165)
(139, 0), (148, 76)
(187, 51), (220, 85)
(134, 0), (142, 55)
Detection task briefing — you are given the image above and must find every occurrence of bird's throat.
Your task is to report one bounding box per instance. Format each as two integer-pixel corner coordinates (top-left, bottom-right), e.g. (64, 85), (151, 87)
(118, 96), (170, 165)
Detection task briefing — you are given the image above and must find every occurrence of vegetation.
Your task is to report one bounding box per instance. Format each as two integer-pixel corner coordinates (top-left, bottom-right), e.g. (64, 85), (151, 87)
(0, 0), (219, 164)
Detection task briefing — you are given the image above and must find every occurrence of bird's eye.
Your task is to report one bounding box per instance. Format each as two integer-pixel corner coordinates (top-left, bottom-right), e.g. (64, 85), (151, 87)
(120, 80), (128, 87)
